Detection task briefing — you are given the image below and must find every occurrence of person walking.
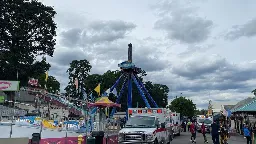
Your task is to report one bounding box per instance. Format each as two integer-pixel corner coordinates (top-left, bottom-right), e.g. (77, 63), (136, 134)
(244, 125), (252, 144)
(201, 121), (208, 143)
(182, 121), (186, 132)
(190, 121), (196, 143)
(211, 120), (220, 144)
(187, 120), (191, 132)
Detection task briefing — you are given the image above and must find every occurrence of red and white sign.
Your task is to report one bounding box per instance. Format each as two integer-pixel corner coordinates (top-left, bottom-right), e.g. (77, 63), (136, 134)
(0, 80), (19, 91)
(28, 78), (39, 86)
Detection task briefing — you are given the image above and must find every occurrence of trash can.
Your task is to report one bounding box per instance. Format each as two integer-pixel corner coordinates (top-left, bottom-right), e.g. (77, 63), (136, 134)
(92, 131), (104, 144)
(86, 137), (96, 144)
(31, 133), (41, 144)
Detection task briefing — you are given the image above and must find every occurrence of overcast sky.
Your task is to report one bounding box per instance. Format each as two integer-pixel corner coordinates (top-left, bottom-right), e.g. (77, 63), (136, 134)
(40, 0), (256, 109)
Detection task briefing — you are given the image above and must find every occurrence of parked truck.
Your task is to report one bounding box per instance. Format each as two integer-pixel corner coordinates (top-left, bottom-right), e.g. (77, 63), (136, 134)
(167, 111), (182, 136)
(118, 108), (173, 144)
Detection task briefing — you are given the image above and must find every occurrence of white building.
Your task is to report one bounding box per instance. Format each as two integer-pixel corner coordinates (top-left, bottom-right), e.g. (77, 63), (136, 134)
(212, 101), (237, 114)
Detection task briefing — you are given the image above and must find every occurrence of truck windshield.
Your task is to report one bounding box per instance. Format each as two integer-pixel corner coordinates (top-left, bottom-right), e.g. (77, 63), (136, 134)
(125, 116), (155, 128)
(198, 119), (212, 124)
(204, 119), (212, 124)
(198, 119), (204, 123)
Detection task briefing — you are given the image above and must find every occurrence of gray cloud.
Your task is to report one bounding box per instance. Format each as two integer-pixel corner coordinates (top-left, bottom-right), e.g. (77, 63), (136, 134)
(178, 44), (215, 57)
(59, 20), (136, 48)
(155, 16), (213, 44)
(153, 0), (213, 44)
(175, 79), (249, 92)
(145, 52), (256, 98)
(226, 17), (256, 40)
(172, 58), (256, 93)
(49, 48), (92, 66)
(54, 10), (88, 29)
(83, 20), (136, 44)
(48, 62), (68, 78)
(133, 54), (167, 72)
(89, 20), (136, 33)
(60, 28), (82, 48)
(172, 55), (228, 79)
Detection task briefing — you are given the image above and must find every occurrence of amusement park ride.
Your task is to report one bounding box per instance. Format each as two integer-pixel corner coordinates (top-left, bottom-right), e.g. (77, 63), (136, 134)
(20, 43), (159, 120)
(109, 43), (158, 117)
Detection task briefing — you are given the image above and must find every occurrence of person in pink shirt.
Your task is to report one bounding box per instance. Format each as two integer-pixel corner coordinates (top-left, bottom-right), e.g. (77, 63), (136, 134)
(201, 121), (208, 143)
(190, 121), (196, 143)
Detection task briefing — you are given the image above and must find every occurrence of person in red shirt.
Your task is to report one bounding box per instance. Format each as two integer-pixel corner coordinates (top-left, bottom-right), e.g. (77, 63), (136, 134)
(201, 122), (208, 143)
(190, 121), (196, 143)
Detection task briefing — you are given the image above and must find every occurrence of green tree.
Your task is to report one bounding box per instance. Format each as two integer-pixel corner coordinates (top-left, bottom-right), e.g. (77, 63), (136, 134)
(38, 73), (60, 94)
(0, 0), (57, 99)
(144, 82), (169, 108)
(65, 59), (92, 99)
(83, 71), (122, 101)
(195, 109), (208, 115)
(168, 96), (197, 117)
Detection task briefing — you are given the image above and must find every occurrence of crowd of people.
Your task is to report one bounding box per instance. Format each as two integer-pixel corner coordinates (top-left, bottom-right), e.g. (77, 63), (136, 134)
(181, 118), (253, 144)
(105, 116), (127, 129)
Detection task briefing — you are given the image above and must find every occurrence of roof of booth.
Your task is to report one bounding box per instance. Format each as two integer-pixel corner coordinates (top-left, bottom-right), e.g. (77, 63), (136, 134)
(232, 99), (256, 112)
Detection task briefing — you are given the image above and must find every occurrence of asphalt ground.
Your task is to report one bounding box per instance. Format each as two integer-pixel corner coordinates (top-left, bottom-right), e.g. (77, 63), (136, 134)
(172, 131), (247, 144)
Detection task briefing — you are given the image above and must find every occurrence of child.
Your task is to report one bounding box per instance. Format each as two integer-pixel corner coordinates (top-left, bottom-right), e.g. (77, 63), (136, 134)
(244, 125), (252, 144)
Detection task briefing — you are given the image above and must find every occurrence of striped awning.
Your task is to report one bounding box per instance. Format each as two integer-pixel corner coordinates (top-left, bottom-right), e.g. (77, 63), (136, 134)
(232, 99), (256, 112)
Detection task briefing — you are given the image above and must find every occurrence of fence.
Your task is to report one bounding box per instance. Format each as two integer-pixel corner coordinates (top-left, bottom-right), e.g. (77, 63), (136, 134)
(27, 135), (118, 144)
(0, 137), (29, 144)
(0, 105), (27, 116)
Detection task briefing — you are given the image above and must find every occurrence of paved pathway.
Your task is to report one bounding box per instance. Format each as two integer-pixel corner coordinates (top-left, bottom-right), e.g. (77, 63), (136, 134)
(172, 131), (246, 144)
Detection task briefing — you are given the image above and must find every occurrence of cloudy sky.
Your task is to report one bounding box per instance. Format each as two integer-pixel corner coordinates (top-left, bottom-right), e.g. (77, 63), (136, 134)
(40, 0), (256, 109)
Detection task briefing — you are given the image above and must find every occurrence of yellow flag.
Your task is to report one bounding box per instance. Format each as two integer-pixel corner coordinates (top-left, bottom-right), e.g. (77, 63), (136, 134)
(94, 83), (100, 96)
(45, 71), (48, 82)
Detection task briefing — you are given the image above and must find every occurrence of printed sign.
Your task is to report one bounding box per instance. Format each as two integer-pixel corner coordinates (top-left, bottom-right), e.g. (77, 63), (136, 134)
(0, 80), (19, 91)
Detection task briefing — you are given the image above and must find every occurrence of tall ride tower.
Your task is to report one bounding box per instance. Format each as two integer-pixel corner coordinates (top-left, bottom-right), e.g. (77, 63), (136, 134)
(109, 43), (158, 117)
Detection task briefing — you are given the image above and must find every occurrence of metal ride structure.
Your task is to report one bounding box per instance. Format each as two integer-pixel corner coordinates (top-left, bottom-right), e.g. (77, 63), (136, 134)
(21, 87), (83, 115)
(109, 43), (158, 118)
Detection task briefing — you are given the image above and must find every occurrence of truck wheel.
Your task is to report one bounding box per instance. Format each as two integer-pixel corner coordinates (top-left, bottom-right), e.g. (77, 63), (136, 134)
(170, 134), (174, 141)
(167, 135), (173, 144)
(153, 139), (158, 144)
(177, 129), (181, 136)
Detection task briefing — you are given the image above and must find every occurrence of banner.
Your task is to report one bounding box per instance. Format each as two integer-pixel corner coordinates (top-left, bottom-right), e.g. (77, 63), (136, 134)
(0, 96), (4, 103)
(0, 80), (19, 91)
(28, 78), (39, 86)
(0, 109), (27, 116)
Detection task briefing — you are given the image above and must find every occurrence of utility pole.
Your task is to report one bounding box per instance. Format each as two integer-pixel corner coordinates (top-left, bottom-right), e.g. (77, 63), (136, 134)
(48, 99), (51, 120)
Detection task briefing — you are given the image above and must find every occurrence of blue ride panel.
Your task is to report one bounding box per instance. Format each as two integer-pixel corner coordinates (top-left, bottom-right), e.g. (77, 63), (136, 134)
(131, 74), (151, 108)
(110, 73), (124, 92)
(118, 61), (135, 69)
(110, 78), (128, 117)
(127, 76), (132, 108)
(135, 75), (158, 108)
